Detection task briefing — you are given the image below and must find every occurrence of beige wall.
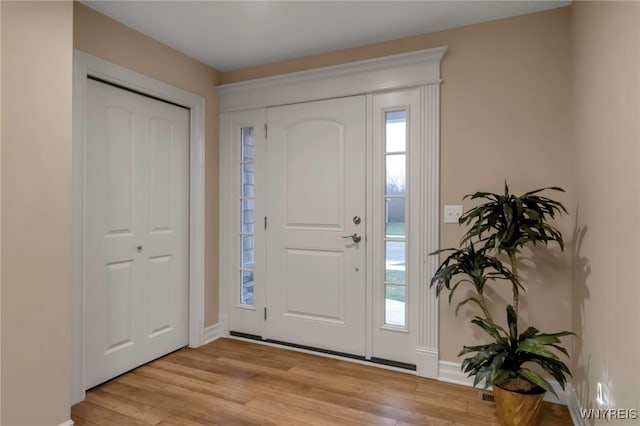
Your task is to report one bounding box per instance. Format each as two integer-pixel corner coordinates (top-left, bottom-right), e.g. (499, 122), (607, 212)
(572, 1), (640, 417)
(1, 2), (73, 425)
(74, 2), (221, 326)
(222, 8), (574, 363)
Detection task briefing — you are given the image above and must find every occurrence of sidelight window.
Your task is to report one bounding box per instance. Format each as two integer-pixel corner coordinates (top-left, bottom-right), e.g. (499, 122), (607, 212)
(383, 110), (407, 327)
(240, 127), (255, 305)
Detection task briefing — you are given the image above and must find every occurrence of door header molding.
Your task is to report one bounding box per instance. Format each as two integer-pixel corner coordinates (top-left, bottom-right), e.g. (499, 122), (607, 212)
(217, 46), (447, 111)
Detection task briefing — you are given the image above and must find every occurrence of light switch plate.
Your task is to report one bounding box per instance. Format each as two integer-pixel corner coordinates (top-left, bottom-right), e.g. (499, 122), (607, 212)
(444, 205), (463, 224)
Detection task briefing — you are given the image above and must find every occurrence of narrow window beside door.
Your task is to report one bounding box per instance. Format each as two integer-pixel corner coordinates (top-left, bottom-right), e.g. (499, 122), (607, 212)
(384, 111), (407, 327)
(240, 127), (255, 305)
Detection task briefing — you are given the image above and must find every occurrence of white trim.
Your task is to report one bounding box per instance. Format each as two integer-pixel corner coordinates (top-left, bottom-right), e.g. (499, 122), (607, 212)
(71, 50), (206, 404)
(416, 347), (439, 378)
(219, 314), (230, 337)
(415, 83), (441, 378)
(188, 94), (206, 350)
(364, 93), (374, 360)
(218, 47), (447, 112)
(219, 47), (446, 377)
(218, 112), (231, 340)
(438, 360), (472, 387)
(438, 360), (573, 406)
(203, 323), (222, 344)
(71, 52), (87, 406)
(567, 385), (588, 426)
(222, 109), (267, 335)
(58, 421), (74, 426)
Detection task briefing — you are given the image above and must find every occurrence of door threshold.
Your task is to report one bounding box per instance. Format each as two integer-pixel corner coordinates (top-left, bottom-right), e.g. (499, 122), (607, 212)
(228, 331), (417, 372)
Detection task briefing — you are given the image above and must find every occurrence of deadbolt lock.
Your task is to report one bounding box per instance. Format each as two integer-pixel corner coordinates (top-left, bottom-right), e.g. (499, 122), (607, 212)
(353, 216), (361, 225)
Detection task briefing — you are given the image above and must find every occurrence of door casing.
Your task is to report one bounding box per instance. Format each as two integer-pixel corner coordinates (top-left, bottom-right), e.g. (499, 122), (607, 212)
(218, 46), (446, 379)
(72, 50), (206, 404)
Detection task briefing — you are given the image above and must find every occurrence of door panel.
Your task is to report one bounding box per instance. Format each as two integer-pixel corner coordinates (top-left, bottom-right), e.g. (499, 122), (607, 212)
(147, 255), (173, 337)
(285, 248), (345, 322)
(148, 118), (173, 231)
(104, 260), (134, 353)
(105, 107), (134, 235)
(84, 79), (189, 389)
(266, 96), (366, 356)
(285, 120), (344, 228)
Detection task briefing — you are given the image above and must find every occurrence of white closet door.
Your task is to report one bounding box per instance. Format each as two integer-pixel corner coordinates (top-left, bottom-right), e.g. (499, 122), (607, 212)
(84, 79), (189, 389)
(265, 96), (367, 356)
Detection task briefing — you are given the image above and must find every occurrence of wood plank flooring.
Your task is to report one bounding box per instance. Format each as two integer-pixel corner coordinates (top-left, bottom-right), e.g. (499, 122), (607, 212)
(71, 338), (572, 426)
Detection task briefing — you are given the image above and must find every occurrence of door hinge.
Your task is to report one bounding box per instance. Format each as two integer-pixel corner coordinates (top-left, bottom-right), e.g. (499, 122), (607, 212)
(264, 123), (268, 139)
(264, 307), (267, 320)
(264, 216), (268, 230)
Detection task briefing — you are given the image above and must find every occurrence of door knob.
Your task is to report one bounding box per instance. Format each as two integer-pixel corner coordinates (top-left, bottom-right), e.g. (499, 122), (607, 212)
(342, 233), (361, 243)
(137, 245), (143, 253)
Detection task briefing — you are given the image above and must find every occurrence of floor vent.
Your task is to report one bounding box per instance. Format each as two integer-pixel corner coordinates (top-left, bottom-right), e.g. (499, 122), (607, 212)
(480, 391), (495, 403)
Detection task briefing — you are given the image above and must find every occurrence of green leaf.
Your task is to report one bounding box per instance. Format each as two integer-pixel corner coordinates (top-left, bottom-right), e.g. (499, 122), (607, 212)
(488, 353), (506, 385)
(471, 317), (506, 342)
(518, 326), (540, 342)
(549, 344), (570, 358)
(448, 281), (463, 304)
(518, 368), (557, 398)
(503, 203), (513, 227)
(493, 369), (510, 386)
(525, 334), (562, 345)
(455, 297), (483, 316)
(523, 186), (565, 196)
(518, 340), (559, 360)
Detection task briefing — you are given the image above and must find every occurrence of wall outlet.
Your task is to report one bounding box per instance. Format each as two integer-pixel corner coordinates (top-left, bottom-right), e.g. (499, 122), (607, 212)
(444, 205), (463, 224)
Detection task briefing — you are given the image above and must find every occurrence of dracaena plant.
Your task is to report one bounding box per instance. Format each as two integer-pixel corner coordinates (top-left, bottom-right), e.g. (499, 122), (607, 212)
(430, 183), (573, 396)
(461, 306), (572, 398)
(459, 183), (568, 316)
(430, 244), (519, 325)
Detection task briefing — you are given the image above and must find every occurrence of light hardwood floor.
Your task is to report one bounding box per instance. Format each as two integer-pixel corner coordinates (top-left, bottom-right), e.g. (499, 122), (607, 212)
(71, 338), (572, 425)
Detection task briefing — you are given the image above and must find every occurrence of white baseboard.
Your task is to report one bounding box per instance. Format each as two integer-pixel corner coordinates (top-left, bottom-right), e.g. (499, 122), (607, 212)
(567, 385), (588, 426)
(59, 420), (74, 426)
(438, 360), (572, 406)
(219, 314), (229, 337)
(438, 360), (475, 386)
(203, 323), (222, 344)
(415, 347), (439, 379)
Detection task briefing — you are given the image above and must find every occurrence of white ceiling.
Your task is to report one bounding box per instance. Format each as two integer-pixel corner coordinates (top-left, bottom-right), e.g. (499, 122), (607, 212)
(81, 1), (570, 72)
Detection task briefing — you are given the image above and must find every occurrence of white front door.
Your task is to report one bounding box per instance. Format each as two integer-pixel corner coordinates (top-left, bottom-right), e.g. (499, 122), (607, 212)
(84, 79), (189, 389)
(265, 96), (366, 355)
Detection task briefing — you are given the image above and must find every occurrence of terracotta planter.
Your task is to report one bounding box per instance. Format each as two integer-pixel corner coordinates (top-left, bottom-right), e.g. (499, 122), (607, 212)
(493, 384), (545, 426)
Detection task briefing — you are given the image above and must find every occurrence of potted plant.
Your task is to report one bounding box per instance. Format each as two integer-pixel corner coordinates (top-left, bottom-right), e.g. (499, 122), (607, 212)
(431, 183), (573, 426)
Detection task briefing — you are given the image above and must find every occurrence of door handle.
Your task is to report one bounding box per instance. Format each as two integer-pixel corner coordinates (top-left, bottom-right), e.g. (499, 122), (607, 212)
(342, 233), (362, 243)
